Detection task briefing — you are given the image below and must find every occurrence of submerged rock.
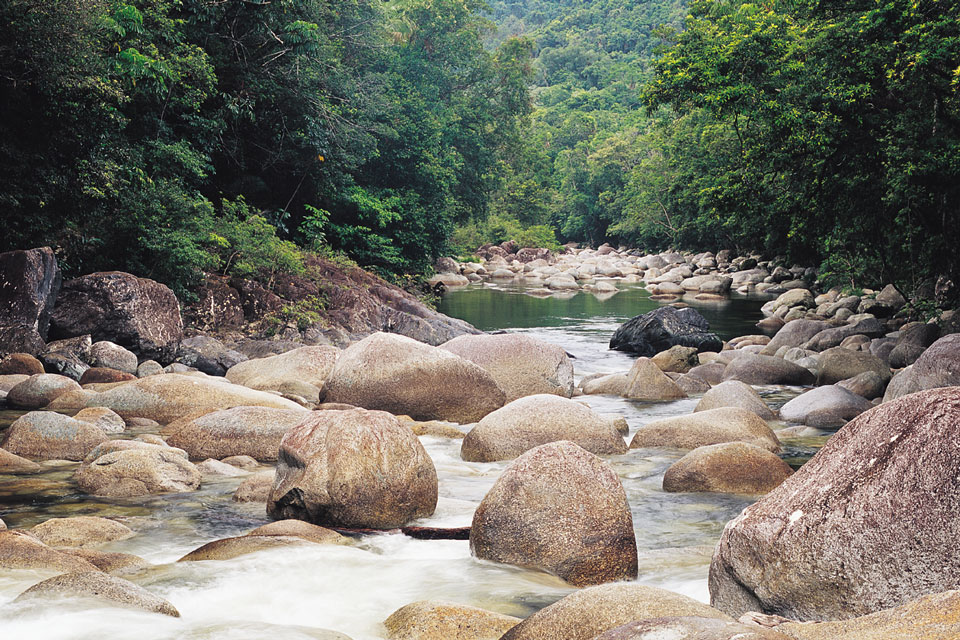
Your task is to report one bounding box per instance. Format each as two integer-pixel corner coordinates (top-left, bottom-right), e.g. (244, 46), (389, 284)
(470, 441), (637, 587)
(460, 394), (627, 462)
(268, 409), (438, 528)
(15, 570), (180, 617)
(75, 448), (202, 497)
(710, 387), (960, 620)
(0, 530), (99, 574)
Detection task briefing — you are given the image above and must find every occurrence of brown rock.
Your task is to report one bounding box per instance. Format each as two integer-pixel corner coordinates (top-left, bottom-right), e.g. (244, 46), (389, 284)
(1, 411), (107, 461)
(221, 454), (259, 469)
(721, 354), (815, 386)
(6, 373), (82, 409)
(225, 345), (340, 402)
(324, 333), (505, 423)
(594, 617), (793, 640)
(709, 388), (960, 621)
(384, 601), (521, 640)
(31, 516), (134, 548)
(58, 548), (149, 575)
(500, 584), (731, 640)
(470, 441), (637, 587)
(695, 380), (777, 420)
(461, 395), (627, 462)
(75, 448), (202, 497)
(49, 271), (183, 363)
(816, 347), (891, 386)
(233, 470), (274, 502)
(268, 409), (438, 528)
(651, 345), (701, 373)
(0, 353), (45, 375)
(83, 439), (186, 464)
(0, 447), (42, 473)
(73, 407), (126, 434)
(247, 520), (348, 545)
(179, 535), (317, 561)
(663, 442), (793, 494)
(0, 530), (100, 573)
(79, 367), (137, 385)
(14, 570), (179, 617)
(440, 333), (574, 401)
(630, 407), (780, 452)
(163, 406), (309, 462)
(622, 357), (687, 401)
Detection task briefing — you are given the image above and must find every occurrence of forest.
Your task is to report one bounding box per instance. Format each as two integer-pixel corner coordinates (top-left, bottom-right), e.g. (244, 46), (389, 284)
(1, 0), (958, 299)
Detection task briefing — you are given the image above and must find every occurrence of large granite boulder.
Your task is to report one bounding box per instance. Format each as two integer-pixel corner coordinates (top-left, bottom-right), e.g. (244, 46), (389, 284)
(888, 322), (940, 369)
(500, 584), (731, 640)
(5, 373), (82, 409)
(759, 320), (831, 356)
(815, 347), (891, 386)
(75, 448), (201, 497)
(54, 374), (303, 424)
(49, 271), (183, 363)
(610, 306), (723, 356)
(663, 442), (793, 494)
(88, 341), (138, 374)
(778, 385), (875, 428)
(225, 345), (340, 402)
(0, 531), (99, 574)
(31, 516), (134, 548)
(470, 441), (637, 587)
(621, 357), (687, 401)
(912, 333), (960, 390)
(440, 333), (574, 401)
(709, 387), (960, 621)
(175, 335), (246, 376)
(323, 332), (505, 423)
(695, 380), (776, 420)
(267, 409), (438, 528)
(15, 571), (179, 617)
(803, 318), (885, 352)
(1, 411), (107, 461)
(461, 395), (627, 462)
(0, 247), (61, 356)
(630, 407), (781, 452)
(163, 406), (309, 462)
(721, 354), (815, 386)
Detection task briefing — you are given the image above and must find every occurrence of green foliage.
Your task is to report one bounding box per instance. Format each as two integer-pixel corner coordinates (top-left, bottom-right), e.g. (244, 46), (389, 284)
(210, 199), (305, 285)
(270, 295), (329, 331)
(449, 213), (561, 254)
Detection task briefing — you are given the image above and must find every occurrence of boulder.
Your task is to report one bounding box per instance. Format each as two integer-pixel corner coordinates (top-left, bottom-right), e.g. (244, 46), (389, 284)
(64, 374), (304, 424)
(221, 454), (258, 469)
(687, 363), (727, 385)
(0, 530), (99, 573)
(246, 520), (347, 545)
(57, 549), (149, 575)
(770, 289), (815, 313)
(88, 341), (138, 374)
(0, 353), (44, 375)
(621, 357), (687, 401)
(176, 335), (247, 376)
(0, 247), (61, 356)
(0, 447), (42, 473)
(73, 407), (126, 434)
(770, 589), (960, 640)
(233, 470), (274, 502)
(267, 409), (438, 528)
(470, 441), (637, 587)
(225, 345), (340, 402)
(49, 271), (183, 363)
(79, 367), (137, 385)
(836, 370), (886, 400)
(14, 571), (179, 617)
(31, 516), (134, 548)
(75, 448), (202, 497)
(136, 360), (164, 377)
(803, 318), (885, 352)
(630, 407), (780, 453)
(83, 439), (186, 464)
(163, 406), (309, 462)
(663, 442), (793, 494)
(1, 411), (107, 461)
(440, 333), (574, 401)
(178, 535), (321, 561)
(675, 373), (712, 394)
(500, 584), (731, 640)
(650, 345), (700, 374)
(816, 347), (891, 386)
(6, 373), (82, 408)
(721, 354), (815, 386)
(709, 387), (960, 620)
(581, 373), (629, 396)
(196, 458), (246, 476)
(594, 618), (792, 640)
(461, 395), (627, 462)
(888, 322), (940, 369)
(760, 320), (831, 356)
(610, 306), (723, 356)
(912, 333), (960, 390)
(383, 601), (521, 640)
(695, 381), (776, 420)
(779, 385), (876, 428)
(324, 332), (505, 423)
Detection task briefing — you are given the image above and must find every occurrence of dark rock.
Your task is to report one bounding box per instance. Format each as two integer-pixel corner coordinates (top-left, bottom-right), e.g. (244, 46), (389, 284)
(803, 318), (885, 352)
(0, 247), (61, 355)
(709, 387), (960, 621)
(0, 353), (45, 375)
(38, 352), (89, 381)
(470, 441), (637, 587)
(50, 272), (183, 363)
(912, 333), (960, 390)
(190, 276), (245, 329)
(42, 334), (93, 362)
(836, 370), (887, 399)
(230, 277), (283, 321)
(517, 247), (552, 263)
(610, 306), (723, 356)
(889, 322), (940, 369)
(176, 335), (247, 376)
(721, 354), (815, 386)
(759, 320), (831, 356)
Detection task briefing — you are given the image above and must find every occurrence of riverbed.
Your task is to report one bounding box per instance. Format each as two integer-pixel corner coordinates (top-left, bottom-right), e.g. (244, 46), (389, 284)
(0, 282), (824, 639)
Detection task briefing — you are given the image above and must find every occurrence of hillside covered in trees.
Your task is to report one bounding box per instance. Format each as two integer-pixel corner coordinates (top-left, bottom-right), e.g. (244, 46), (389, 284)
(2, 0), (958, 300)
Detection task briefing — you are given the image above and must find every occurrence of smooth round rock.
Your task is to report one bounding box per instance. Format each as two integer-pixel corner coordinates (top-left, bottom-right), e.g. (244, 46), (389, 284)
(721, 354), (815, 386)
(470, 441), (637, 587)
(384, 601), (521, 640)
(75, 448), (202, 497)
(695, 381), (776, 420)
(778, 385), (874, 428)
(163, 406), (309, 462)
(247, 520), (347, 545)
(0, 530), (99, 573)
(816, 347), (891, 386)
(0, 353), (44, 375)
(663, 442), (793, 494)
(14, 570), (179, 617)
(630, 407), (780, 452)
(73, 407), (126, 434)
(268, 409), (438, 528)
(31, 516), (134, 548)
(6, 374), (82, 409)
(461, 395), (627, 462)
(225, 345), (340, 402)
(1, 411), (107, 461)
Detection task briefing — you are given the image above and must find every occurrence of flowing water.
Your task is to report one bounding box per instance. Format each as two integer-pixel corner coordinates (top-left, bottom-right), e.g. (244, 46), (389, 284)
(0, 282), (827, 639)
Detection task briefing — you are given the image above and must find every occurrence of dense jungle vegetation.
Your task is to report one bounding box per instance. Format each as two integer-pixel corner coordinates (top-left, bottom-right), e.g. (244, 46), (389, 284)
(1, 0), (958, 298)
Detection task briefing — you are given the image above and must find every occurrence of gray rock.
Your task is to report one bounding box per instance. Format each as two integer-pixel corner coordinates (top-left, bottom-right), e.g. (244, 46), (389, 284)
(721, 354), (815, 386)
(15, 571), (179, 617)
(837, 371), (887, 399)
(803, 318), (885, 352)
(889, 323), (941, 369)
(89, 341), (138, 374)
(912, 333), (960, 391)
(0, 247), (61, 356)
(177, 335), (247, 376)
(778, 385), (875, 428)
(630, 407), (780, 452)
(1, 411), (107, 461)
(37, 352), (89, 381)
(695, 381), (776, 420)
(882, 366), (921, 402)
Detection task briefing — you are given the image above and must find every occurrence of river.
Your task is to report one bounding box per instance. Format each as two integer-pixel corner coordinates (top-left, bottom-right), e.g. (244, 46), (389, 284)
(0, 282), (822, 639)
